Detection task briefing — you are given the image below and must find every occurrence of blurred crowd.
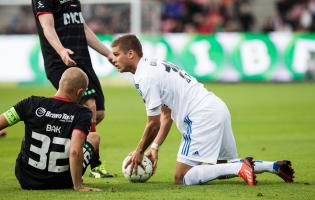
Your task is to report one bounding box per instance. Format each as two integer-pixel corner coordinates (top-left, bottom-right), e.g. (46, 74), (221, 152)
(262, 0), (315, 32)
(161, 0), (255, 33)
(161, 0), (315, 33)
(0, 0), (315, 34)
(0, 4), (130, 34)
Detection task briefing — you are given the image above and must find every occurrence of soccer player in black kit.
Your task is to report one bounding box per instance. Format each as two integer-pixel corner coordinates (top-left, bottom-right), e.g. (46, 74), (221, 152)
(31, 0), (114, 178)
(0, 68), (101, 191)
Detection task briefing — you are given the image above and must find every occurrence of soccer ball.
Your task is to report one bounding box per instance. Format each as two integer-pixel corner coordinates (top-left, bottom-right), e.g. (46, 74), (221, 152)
(122, 154), (153, 183)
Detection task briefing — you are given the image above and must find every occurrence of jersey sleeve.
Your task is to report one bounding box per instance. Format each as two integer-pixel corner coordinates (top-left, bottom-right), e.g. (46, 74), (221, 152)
(147, 105), (161, 116)
(137, 76), (162, 116)
(33, 0), (53, 16)
(73, 108), (92, 135)
(13, 97), (35, 122)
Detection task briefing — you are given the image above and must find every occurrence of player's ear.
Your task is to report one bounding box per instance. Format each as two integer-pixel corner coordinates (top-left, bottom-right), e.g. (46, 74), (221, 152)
(127, 50), (134, 59)
(77, 88), (85, 98)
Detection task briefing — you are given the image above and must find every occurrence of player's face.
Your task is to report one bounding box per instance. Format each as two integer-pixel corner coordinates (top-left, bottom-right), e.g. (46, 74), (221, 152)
(112, 46), (133, 73)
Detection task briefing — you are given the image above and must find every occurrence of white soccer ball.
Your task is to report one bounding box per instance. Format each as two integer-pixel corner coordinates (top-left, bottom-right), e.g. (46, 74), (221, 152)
(122, 154), (153, 183)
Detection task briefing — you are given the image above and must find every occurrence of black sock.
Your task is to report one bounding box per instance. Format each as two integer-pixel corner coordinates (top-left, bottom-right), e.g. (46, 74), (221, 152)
(90, 150), (102, 169)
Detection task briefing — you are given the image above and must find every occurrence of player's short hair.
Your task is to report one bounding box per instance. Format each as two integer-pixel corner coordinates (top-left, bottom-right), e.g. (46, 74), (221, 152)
(112, 34), (143, 57)
(59, 67), (88, 94)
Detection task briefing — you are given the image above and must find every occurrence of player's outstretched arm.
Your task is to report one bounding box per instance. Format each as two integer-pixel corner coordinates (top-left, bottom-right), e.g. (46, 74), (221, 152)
(128, 115), (161, 174)
(38, 14), (76, 66)
(147, 106), (173, 172)
(83, 23), (115, 64)
(70, 129), (85, 190)
(0, 115), (9, 131)
(70, 129), (101, 191)
(153, 106), (173, 147)
(136, 115), (161, 154)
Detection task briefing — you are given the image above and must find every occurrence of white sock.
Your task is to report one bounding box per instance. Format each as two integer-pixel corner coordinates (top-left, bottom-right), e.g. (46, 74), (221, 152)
(228, 159), (275, 174)
(183, 163), (242, 185)
(254, 160), (275, 173)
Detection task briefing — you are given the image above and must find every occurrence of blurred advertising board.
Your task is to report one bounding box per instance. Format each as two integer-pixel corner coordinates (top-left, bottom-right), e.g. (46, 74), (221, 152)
(0, 33), (314, 83)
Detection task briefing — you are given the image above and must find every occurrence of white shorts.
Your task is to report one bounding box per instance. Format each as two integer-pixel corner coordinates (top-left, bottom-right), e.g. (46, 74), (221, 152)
(177, 94), (238, 166)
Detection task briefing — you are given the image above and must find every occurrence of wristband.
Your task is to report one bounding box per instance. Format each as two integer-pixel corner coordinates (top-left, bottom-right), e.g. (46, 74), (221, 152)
(150, 142), (159, 150)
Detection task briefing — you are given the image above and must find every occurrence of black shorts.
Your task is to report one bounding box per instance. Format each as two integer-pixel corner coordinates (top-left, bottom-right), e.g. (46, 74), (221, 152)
(15, 154), (73, 190)
(15, 142), (94, 190)
(46, 66), (105, 111)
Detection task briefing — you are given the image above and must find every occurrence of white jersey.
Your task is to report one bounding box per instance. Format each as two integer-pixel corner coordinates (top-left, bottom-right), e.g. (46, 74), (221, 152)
(134, 57), (214, 134)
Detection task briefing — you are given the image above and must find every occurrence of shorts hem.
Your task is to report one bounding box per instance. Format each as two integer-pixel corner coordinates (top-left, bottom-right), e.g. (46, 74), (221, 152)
(177, 156), (217, 166)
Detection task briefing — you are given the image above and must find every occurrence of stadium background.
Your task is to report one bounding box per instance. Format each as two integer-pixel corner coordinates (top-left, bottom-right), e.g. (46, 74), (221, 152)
(0, 0), (315, 199)
(1, 0), (315, 83)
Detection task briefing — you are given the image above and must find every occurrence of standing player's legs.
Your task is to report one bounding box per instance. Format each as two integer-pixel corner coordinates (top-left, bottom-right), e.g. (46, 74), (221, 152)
(83, 98), (101, 167)
(96, 110), (105, 124)
(82, 132), (100, 174)
(80, 69), (113, 178)
(46, 67), (66, 90)
(84, 98), (105, 125)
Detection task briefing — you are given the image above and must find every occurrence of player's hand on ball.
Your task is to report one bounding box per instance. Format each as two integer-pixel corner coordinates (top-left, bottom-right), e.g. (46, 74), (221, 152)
(74, 185), (102, 192)
(59, 48), (77, 67)
(125, 150), (145, 175)
(122, 153), (153, 182)
(146, 149), (158, 174)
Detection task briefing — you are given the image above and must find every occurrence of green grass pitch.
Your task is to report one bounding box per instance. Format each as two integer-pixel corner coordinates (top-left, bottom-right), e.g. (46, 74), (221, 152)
(0, 83), (314, 200)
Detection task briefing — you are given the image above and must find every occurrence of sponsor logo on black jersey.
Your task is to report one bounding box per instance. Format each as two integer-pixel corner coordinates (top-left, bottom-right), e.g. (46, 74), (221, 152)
(63, 12), (84, 25)
(35, 107), (74, 122)
(36, 107), (46, 117)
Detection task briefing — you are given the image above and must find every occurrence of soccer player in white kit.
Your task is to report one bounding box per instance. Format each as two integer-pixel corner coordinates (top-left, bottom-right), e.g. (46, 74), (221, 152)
(111, 34), (294, 186)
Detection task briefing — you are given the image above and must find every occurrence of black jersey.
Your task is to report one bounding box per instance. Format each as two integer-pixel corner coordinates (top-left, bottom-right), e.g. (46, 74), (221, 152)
(32, 0), (93, 75)
(13, 96), (92, 189)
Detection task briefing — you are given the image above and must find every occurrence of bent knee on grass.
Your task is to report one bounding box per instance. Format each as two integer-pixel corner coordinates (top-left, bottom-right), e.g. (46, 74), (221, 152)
(174, 162), (193, 185)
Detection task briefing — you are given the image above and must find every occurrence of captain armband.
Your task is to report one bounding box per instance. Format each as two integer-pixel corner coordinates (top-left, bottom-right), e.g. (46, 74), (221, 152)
(2, 107), (20, 126)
